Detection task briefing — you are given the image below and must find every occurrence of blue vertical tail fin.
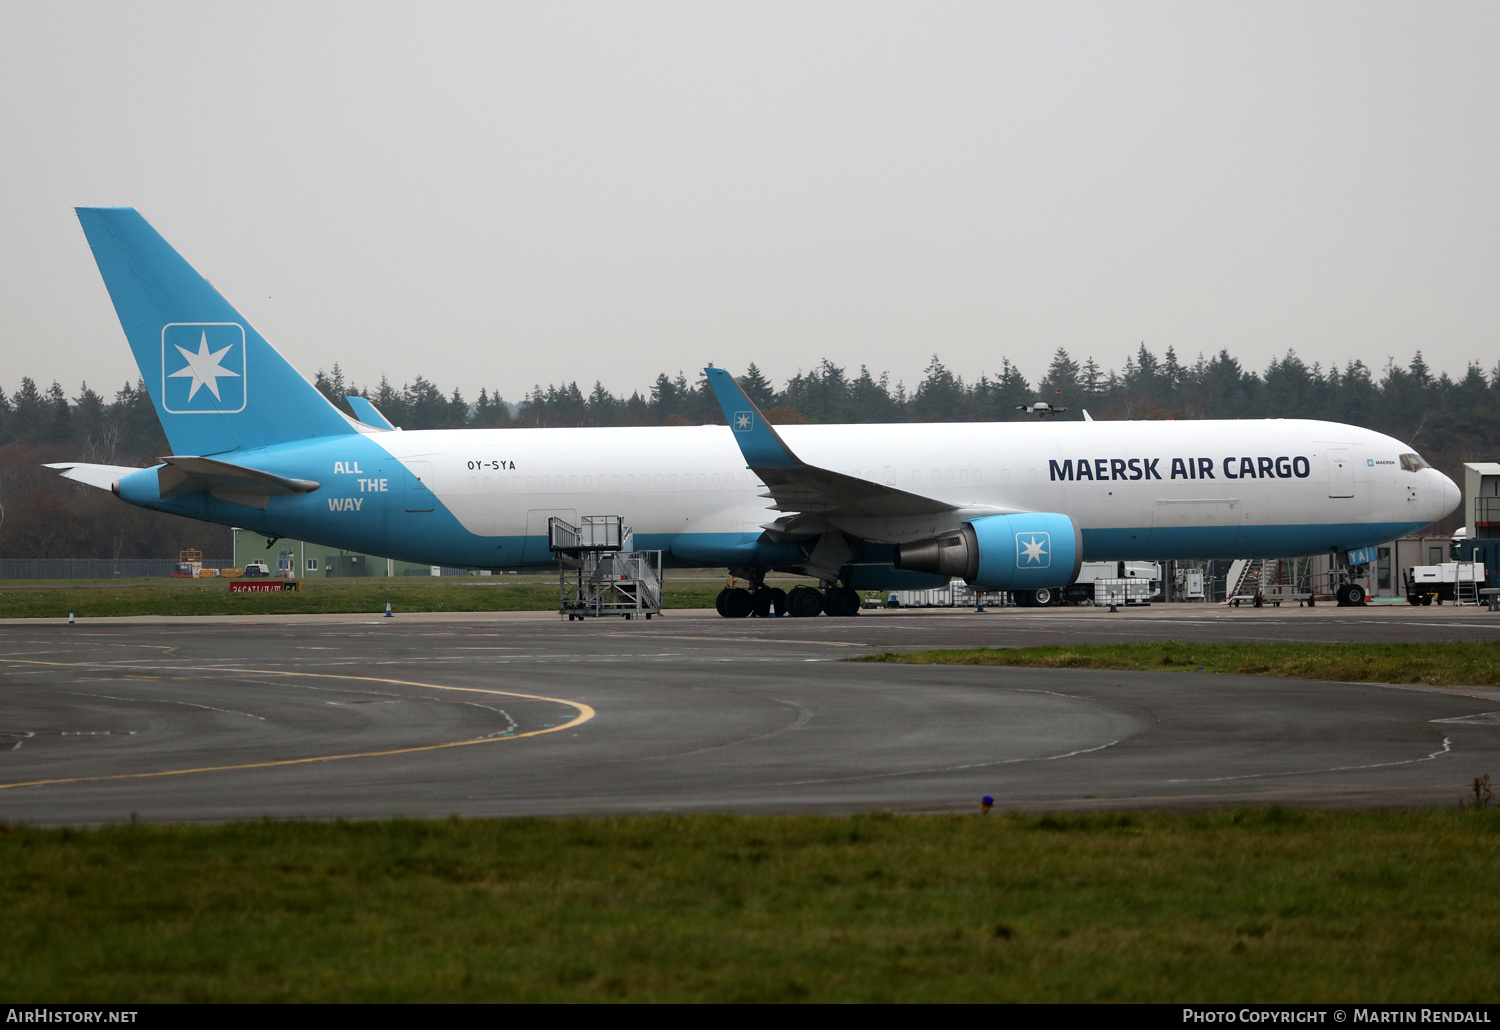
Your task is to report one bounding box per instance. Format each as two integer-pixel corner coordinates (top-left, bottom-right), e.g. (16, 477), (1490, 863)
(75, 207), (356, 456)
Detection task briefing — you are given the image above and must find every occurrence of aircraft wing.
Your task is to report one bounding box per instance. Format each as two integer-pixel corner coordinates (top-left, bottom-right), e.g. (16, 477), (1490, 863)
(702, 367), (959, 519)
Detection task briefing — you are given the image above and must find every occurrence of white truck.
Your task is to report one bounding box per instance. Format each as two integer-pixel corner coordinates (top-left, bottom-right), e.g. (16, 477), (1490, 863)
(1404, 561), (1486, 605)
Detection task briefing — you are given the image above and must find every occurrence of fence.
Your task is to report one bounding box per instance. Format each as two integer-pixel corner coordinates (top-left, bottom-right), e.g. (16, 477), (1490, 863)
(0, 558), (233, 580)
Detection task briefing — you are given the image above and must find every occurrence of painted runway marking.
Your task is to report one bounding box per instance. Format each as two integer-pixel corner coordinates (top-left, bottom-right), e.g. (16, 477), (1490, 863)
(772, 738), (1124, 788)
(1168, 736), (1454, 783)
(1, 732), (35, 751)
(0, 658), (594, 792)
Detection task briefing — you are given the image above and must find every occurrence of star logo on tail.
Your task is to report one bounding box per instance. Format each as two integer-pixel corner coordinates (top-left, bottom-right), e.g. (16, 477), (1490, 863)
(161, 323), (247, 413)
(169, 331), (240, 401)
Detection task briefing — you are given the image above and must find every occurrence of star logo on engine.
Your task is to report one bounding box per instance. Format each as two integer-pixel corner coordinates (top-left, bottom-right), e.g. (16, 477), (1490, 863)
(161, 323), (246, 413)
(1017, 533), (1050, 566)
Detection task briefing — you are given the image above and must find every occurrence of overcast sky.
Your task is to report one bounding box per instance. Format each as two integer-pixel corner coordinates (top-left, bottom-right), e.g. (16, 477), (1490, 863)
(2, 2), (1497, 404)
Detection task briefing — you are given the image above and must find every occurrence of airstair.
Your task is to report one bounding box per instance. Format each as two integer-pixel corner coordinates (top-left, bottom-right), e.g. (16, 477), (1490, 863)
(1223, 557), (1313, 606)
(1223, 558), (1262, 605)
(551, 515), (663, 620)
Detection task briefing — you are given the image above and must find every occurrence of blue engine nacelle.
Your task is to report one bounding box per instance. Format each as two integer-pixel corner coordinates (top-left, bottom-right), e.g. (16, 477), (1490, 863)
(894, 512), (1083, 590)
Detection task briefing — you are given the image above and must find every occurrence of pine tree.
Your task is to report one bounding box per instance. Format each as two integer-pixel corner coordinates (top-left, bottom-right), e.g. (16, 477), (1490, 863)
(910, 355), (965, 421)
(738, 363), (776, 409)
(1040, 348), (1081, 410)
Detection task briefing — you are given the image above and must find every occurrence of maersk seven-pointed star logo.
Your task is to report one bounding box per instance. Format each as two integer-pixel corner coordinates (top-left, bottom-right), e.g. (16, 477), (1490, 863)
(162, 323), (246, 413)
(733, 411), (753, 432)
(1016, 532), (1051, 567)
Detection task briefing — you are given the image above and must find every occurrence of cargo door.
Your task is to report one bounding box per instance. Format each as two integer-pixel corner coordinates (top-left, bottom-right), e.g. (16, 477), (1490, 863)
(1326, 449), (1354, 498)
(405, 460), (434, 512)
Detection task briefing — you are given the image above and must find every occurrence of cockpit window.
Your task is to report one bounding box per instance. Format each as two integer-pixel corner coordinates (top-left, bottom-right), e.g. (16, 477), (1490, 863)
(1400, 453), (1430, 472)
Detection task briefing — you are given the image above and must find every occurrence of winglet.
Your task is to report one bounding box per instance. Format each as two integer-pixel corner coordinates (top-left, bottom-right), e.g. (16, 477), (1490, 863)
(347, 396), (397, 431)
(702, 368), (802, 471)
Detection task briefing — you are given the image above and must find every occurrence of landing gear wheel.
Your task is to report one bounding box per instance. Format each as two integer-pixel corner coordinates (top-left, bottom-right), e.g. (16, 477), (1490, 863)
(751, 589), (773, 618)
(824, 586), (861, 617)
(751, 587), (790, 617)
(1032, 586), (1055, 607)
(1344, 583), (1366, 605)
(715, 587), (754, 618)
(786, 585), (824, 618)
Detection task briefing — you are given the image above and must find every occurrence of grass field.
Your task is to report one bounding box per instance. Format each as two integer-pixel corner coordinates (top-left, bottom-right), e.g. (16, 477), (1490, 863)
(4, 810), (1500, 1002)
(856, 641), (1500, 688)
(0, 574), (756, 618)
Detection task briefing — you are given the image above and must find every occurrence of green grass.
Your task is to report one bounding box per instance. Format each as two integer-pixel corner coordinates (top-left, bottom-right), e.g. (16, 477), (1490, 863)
(854, 641), (1500, 688)
(4, 810), (1500, 1002)
(0, 575), (746, 618)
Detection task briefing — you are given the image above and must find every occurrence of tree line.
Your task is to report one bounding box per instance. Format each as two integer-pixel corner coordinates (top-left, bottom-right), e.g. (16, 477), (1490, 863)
(2, 345), (1495, 558)
(310, 347), (1500, 466)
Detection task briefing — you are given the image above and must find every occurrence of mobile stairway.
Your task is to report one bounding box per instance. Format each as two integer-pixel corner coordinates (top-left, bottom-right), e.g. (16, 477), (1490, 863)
(551, 515), (663, 620)
(1223, 557), (1315, 607)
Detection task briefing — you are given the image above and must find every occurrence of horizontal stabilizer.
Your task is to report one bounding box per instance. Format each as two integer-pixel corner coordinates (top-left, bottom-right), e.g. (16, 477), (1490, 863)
(156, 455), (320, 510)
(43, 462), (147, 492)
(346, 396), (397, 431)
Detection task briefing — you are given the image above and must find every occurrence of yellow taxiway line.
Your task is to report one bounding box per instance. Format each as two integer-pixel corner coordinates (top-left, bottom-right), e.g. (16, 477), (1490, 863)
(0, 658), (595, 791)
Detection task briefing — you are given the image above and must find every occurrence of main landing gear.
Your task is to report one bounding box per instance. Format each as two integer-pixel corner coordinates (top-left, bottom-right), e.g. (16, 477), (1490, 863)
(715, 583), (862, 618)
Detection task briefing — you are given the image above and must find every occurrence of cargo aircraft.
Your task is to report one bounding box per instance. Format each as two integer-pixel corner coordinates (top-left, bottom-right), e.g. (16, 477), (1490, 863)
(50, 208), (1461, 616)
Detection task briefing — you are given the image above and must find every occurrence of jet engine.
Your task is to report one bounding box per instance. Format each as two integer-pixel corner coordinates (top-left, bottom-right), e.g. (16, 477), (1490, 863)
(894, 512), (1083, 590)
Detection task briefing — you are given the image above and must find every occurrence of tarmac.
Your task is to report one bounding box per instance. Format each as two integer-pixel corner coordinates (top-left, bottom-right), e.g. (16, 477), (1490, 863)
(2, 603), (1499, 824)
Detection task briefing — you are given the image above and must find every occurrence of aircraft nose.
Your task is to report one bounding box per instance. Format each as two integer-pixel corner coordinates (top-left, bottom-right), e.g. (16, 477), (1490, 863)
(1440, 471), (1461, 518)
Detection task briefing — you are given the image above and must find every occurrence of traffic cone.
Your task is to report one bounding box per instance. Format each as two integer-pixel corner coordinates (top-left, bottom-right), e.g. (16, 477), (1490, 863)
(68, 608), (75, 625)
(385, 598), (394, 618)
